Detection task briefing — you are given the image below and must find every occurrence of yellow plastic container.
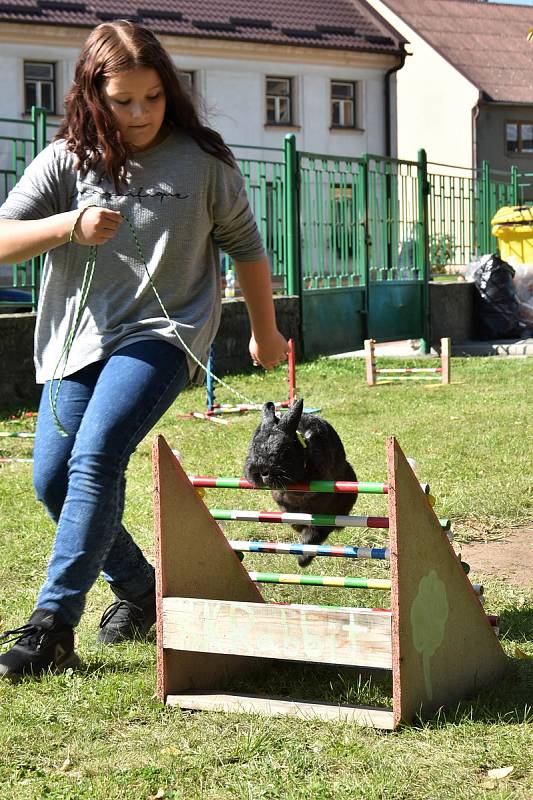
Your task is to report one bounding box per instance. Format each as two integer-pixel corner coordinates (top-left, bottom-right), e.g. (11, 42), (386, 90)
(491, 205), (533, 264)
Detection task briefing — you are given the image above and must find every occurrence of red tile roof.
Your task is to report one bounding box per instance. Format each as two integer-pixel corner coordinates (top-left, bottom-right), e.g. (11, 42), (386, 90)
(0, 0), (406, 54)
(380, 0), (533, 103)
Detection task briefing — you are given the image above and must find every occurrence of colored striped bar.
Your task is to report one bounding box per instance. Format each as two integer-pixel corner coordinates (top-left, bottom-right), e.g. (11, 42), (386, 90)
(248, 572), (392, 590)
(376, 367), (442, 374)
(188, 475), (405, 494)
(211, 509), (390, 528)
(251, 573), (483, 596)
(0, 431), (35, 438)
(189, 475), (430, 496)
(213, 509), (450, 532)
(228, 540), (389, 560)
(205, 406), (248, 415)
(211, 402), (289, 412)
(207, 403), (321, 415)
(376, 376), (441, 382)
(190, 412), (229, 425)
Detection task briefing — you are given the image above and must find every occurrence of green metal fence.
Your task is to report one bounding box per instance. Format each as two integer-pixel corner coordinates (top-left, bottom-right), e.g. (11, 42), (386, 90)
(0, 107), (47, 309)
(225, 144), (287, 293)
(427, 161), (517, 272)
(298, 150), (365, 288)
(0, 108), (526, 351)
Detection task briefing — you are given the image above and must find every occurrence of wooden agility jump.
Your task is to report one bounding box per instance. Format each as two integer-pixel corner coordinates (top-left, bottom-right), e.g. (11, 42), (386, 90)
(153, 435), (507, 729)
(364, 337), (451, 386)
(205, 338), (297, 416)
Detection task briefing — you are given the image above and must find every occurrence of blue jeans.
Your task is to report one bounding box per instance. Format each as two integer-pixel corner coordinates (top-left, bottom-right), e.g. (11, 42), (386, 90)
(33, 340), (189, 627)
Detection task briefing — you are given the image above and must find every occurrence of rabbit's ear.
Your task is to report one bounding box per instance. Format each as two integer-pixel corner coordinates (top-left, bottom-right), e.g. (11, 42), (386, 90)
(261, 401), (278, 428)
(278, 398), (304, 434)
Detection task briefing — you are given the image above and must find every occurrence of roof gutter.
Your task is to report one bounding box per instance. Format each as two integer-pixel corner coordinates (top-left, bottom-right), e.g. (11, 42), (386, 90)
(384, 44), (407, 157)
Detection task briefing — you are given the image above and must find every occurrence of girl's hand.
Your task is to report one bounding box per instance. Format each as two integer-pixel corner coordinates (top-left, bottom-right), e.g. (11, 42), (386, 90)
(71, 206), (123, 245)
(249, 330), (289, 371)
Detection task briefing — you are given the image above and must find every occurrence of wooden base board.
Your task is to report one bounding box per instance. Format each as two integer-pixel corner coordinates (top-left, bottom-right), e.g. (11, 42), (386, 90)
(162, 597), (392, 669)
(167, 692), (395, 728)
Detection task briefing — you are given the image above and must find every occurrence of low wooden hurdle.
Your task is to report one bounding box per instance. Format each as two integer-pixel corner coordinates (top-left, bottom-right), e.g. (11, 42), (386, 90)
(153, 435), (507, 729)
(205, 338), (297, 416)
(364, 338), (451, 386)
(0, 430), (36, 465)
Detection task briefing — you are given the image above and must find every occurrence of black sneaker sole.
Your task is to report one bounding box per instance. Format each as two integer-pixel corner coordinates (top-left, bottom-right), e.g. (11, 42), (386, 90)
(0, 651), (82, 683)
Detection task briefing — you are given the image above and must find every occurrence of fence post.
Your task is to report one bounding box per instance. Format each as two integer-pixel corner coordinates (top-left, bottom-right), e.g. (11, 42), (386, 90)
(30, 106), (48, 309)
(283, 133), (300, 297)
(416, 148), (430, 354)
(360, 154), (370, 337)
(481, 160), (492, 254)
(31, 106), (47, 157)
(510, 165), (519, 206)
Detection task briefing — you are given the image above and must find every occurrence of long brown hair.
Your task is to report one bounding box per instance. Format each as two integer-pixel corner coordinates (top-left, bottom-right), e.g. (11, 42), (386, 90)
(56, 20), (235, 187)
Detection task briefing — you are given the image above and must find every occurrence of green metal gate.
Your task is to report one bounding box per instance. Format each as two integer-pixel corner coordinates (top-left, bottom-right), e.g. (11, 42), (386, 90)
(364, 152), (429, 346)
(296, 148), (367, 356)
(294, 139), (430, 357)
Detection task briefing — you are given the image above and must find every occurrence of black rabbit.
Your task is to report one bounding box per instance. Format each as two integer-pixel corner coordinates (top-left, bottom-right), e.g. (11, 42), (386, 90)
(244, 399), (357, 567)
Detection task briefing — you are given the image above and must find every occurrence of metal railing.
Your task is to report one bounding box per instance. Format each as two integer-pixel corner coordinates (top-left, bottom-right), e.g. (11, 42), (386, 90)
(0, 108), (526, 312)
(0, 107), (47, 309)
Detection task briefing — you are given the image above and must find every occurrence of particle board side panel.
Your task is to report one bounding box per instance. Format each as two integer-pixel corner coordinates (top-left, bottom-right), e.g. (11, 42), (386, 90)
(387, 437), (508, 728)
(153, 435), (264, 701)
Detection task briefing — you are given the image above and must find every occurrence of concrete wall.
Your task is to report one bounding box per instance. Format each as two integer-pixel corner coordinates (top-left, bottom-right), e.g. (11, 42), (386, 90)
(0, 296), (300, 409)
(429, 280), (475, 346)
(0, 312), (39, 408)
(0, 284), (478, 409)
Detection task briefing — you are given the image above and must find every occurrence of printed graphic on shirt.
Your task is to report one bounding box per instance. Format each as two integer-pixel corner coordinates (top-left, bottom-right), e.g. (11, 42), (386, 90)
(78, 183), (189, 204)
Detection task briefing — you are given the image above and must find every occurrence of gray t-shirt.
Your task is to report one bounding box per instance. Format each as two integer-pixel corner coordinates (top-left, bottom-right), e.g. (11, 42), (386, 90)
(0, 130), (265, 384)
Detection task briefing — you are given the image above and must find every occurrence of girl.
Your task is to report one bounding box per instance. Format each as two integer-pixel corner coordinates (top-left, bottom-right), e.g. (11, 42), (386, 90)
(0, 20), (288, 680)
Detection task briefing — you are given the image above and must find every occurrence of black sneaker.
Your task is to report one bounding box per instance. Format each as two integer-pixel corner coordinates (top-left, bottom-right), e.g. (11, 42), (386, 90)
(0, 609), (81, 682)
(97, 585), (156, 645)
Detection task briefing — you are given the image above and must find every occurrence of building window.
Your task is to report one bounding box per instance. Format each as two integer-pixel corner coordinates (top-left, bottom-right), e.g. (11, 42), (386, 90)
(506, 121), (533, 154)
(266, 77), (292, 125)
(24, 62), (56, 114)
(331, 81), (356, 128)
(180, 71), (195, 92)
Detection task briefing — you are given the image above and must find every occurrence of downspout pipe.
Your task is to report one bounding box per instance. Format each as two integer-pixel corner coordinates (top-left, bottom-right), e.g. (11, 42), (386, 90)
(472, 94), (481, 180)
(384, 45), (407, 157)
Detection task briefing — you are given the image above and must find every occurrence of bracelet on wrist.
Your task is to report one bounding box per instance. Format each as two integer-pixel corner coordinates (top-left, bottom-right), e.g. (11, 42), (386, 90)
(69, 204), (96, 244)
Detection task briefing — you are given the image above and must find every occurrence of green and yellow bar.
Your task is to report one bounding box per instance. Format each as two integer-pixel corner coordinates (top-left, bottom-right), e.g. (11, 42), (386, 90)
(248, 572), (392, 590)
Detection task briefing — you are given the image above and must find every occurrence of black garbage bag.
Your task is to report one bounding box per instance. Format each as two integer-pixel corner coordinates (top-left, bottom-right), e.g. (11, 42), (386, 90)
(472, 254), (523, 339)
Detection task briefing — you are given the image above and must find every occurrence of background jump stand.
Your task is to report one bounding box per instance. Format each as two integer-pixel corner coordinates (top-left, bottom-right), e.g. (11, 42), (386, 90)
(204, 338), (296, 417)
(153, 435), (507, 729)
(365, 338), (451, 386)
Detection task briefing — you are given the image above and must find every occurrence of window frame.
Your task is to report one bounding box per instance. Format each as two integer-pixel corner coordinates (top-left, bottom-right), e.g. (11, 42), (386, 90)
(505, 120), (533, 155)
(330, 80), (357, 130)
(24, 61), (56, 115)
(180, 70), (195, 92)
(265, 76), (293, 126)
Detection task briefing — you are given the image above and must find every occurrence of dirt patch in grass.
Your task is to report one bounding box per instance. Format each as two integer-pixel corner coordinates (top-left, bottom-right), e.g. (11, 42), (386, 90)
(459, 527), (533, 589)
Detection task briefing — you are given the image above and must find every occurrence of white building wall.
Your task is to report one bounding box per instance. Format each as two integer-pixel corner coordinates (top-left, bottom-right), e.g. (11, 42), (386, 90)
(0, 34), (394, 162)
(366, 0), (479, 169)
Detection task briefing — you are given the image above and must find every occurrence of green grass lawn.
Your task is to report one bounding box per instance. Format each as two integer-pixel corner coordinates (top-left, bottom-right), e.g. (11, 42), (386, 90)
(0, 354), (532, 800)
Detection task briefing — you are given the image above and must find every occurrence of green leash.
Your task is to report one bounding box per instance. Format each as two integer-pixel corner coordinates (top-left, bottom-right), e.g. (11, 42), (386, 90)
(49, 245), (98, 436)
(50, 214), (255, 436)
